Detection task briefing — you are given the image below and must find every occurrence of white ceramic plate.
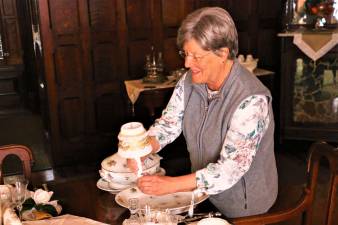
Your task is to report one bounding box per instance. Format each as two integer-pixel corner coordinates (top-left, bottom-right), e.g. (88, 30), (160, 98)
(115, 187), (208, 214)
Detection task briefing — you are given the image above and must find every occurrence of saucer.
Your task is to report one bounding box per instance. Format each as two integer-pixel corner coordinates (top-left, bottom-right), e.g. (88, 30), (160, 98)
(97, 168), (166, 194)
(96, 178), (126, 194)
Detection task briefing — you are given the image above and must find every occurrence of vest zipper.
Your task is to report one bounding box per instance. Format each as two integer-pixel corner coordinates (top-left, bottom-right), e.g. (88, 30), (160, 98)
(197, 101), (209, 166)
(241, 178), (247, 209)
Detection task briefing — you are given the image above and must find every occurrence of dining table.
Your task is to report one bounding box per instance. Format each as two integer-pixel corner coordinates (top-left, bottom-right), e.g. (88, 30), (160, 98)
(36, 173), (221, 225)
(41, 174), (129, 225)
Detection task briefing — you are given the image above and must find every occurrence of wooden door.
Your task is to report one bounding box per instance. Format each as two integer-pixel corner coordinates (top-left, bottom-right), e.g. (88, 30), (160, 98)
(37, 0), (128, 166)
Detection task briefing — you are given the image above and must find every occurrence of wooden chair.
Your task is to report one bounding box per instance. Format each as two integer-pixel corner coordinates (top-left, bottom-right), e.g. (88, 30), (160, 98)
(229, 141), (338, 225)
(0, 144), (34, 182)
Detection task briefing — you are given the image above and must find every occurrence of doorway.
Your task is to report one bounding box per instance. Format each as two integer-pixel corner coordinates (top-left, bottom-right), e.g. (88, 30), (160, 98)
(0, 0), (51, 172)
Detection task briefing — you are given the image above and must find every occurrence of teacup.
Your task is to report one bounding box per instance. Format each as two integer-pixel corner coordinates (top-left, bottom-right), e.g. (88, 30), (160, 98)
(246, 54), (253, 62)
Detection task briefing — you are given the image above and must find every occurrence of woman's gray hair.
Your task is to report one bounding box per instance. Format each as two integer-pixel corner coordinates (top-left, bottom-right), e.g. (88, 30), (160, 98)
(177, 7), (238, 59)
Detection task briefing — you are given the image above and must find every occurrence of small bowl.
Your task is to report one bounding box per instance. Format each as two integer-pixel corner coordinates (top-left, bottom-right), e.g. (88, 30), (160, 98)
(100, 153), (161, 185)
(99, 164), (161, 185)
(101, 153), (161, 173)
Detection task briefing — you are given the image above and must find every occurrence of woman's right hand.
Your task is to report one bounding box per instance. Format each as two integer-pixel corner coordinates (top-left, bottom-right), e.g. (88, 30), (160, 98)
(126, 156), (148, 174)
(126, 136), (160, 173)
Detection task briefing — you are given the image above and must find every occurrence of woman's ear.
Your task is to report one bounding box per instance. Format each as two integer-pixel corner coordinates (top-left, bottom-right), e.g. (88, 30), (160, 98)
(219, 47), (230, 61)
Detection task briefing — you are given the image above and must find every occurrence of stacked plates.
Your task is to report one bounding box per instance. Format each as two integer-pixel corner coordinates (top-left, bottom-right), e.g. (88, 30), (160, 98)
(97, 153), (164, 194)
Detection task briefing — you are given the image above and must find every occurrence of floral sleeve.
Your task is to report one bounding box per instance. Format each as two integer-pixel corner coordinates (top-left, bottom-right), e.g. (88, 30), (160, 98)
(195, 95), (270, 195)
(147, 74), (186, 150)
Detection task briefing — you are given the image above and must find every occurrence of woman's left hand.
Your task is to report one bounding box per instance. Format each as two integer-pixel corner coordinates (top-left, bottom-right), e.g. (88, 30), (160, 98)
(137, 175), (177, 195)
(137, 173), (197, 195)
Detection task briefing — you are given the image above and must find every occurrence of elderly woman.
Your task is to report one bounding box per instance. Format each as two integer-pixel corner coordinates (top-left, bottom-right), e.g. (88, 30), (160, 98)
(133, 7), (278, 218)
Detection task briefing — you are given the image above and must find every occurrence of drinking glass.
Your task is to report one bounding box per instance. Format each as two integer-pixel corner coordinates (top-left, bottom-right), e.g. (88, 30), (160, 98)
(11, 180), (29, 221)
(125, 198), (140, 224)
(128, 198), (139, 216)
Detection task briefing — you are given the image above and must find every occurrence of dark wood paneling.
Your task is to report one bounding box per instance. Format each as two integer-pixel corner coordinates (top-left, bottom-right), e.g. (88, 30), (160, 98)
(161, 0), (194, 72)
(59, 97), (85, 140)
(49, 0), (80, 34)
(126, 0), (152, 41)
(0, 0), (24, 111)
(0, 0), (22, 65)
(95, 92), (125, 133)
(163, 38), (183, 72)
(92, 44), (118, 83)
(54, 46), (83, 87)
(38, 0), (130, 166)
(88, 0), (116, 31)
(128, 40), (152, 78)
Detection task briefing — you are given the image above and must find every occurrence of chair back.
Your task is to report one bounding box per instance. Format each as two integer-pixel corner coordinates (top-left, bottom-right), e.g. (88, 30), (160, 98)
(229, 141), (338, 225)
(0, 145), (34, 182)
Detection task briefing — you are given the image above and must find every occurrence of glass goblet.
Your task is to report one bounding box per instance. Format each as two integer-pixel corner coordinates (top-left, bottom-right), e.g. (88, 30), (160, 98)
(11, 180), (29, 221)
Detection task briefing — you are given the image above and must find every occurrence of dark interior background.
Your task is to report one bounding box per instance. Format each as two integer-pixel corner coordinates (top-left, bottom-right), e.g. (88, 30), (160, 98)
(0, 0), (284, 169)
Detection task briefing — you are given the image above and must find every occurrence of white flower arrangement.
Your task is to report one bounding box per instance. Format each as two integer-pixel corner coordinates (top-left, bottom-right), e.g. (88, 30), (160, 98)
(22, 188), (62, 218)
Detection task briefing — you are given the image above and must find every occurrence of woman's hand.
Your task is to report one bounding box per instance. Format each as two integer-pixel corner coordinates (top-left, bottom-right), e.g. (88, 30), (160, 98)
(126, 156), (147, 173)
(137, 175), (178, 195)
(126, 136), (160, 173)
(137, 173), (197, 195)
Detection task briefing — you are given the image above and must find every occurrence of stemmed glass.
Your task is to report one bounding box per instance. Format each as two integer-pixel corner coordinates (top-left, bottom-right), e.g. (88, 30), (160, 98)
(11, 180), (29, 221)
(124, 198), (140, 225)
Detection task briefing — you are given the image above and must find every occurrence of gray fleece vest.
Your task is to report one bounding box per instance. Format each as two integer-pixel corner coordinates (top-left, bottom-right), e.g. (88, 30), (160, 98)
(182, 61), (278, 218)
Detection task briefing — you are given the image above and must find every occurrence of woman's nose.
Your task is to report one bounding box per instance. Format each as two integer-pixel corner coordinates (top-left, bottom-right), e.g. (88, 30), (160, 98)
(184, 56), (193, 68)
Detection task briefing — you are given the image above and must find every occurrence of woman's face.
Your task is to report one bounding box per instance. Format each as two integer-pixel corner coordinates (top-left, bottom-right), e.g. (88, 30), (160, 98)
(182, 39), (225, 87)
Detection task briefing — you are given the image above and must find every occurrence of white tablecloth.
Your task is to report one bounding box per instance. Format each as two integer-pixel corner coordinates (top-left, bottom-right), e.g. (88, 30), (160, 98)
(22, 214), (109, 225)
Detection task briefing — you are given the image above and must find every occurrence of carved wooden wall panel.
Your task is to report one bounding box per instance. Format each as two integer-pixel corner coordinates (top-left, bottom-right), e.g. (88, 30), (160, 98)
(128, 40), (151, 79)
(161, 0), (194, 72)
(126, 0), (152, 41)
(59, 97), (85, 139)
(125, 0), (153, 78)
(49, 0), (79, 34)
(88, 0), (126, 137)
(92, 44), (117, 83)
(54, 46), (83, 87)
(2, 0), (15, 15)
(95, 92), (125, 133)
(38, 0), (127, 166)
(0, 0), (22, 65)
(89, 0), (116, 31)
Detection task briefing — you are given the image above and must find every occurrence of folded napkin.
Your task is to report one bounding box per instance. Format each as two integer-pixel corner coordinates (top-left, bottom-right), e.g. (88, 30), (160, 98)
(1, 184), (22, 225)
(22, 214), (109, 225)
(3, 207), (22, 225)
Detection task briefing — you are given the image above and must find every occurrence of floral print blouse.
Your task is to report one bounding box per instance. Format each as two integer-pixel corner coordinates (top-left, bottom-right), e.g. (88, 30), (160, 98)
(148, 74), (270, 195)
